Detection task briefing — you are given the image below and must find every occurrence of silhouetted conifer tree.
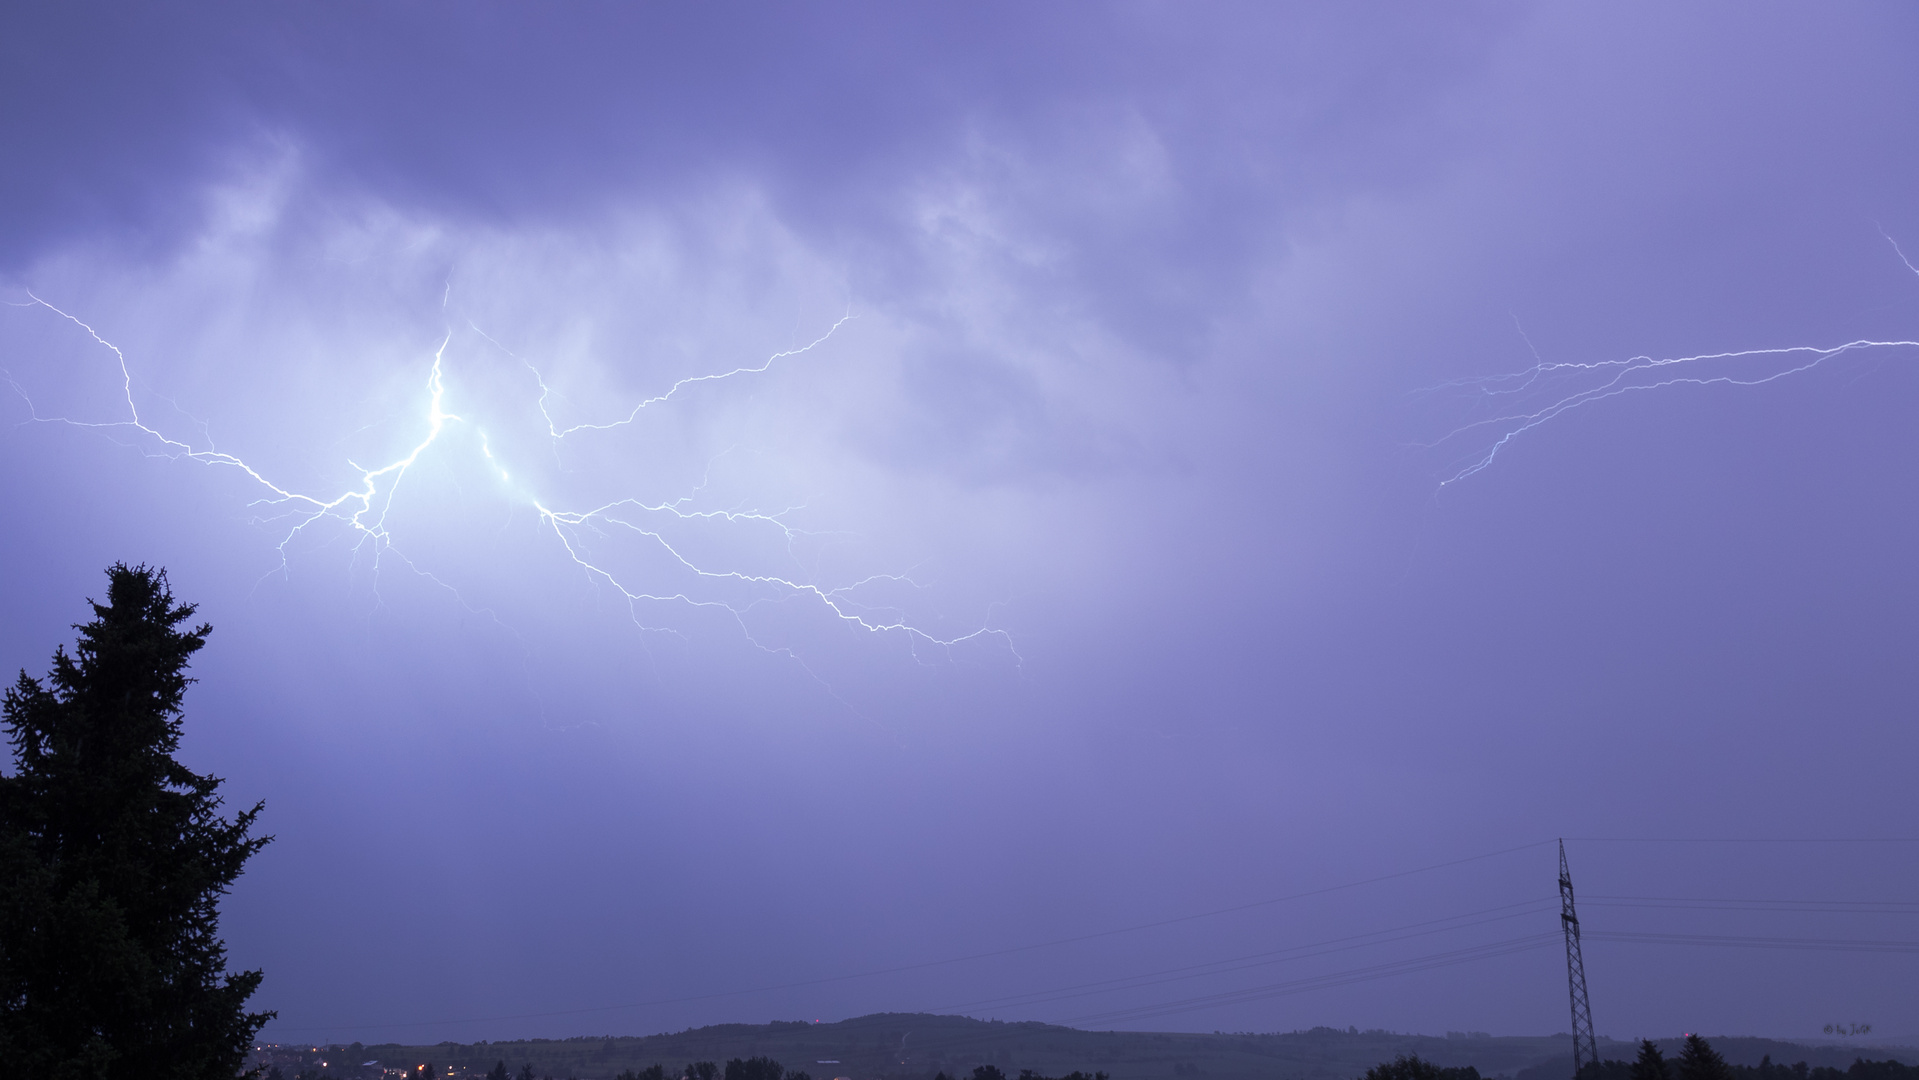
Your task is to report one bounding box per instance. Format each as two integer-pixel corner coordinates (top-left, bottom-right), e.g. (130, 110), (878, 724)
(1678, 1037), (1733, 1080)
(726, 1056), (786, 1080)
(0, 564), (273, 1079)
(1635, 1040), (1673, 1080)
(1365, 1056), (1482, 1080)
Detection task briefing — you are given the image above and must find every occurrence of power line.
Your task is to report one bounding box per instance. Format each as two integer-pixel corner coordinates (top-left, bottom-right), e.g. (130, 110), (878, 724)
(1013, 869), (1919, 1037)
(1562, 837), (1919, 844)
(274, 836), (1919, 1035)
(267, 838), (1558, 1037)
(1056, 934), (1562, 1028)
(1586, 931), (1919, 953)
(919, 843), (1919, 1038)
(1585, 895), (1919, 915)
(932, 897), (1560, 1014)
(906, 924), (1919, 1060)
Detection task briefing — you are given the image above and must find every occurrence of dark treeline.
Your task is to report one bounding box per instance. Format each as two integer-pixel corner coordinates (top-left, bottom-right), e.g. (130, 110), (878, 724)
(1362, 1038), (1919, 1080)
(289, 1054), (1118, 1080)
(607, 1059), (1113, 1080)
(273, 1053), (821, 1080)
(610, 1057), (813, 1080)
(1362, 1055), (1485, 1080)
(1571, 1036), (1919, 1080)
(941, 1067), (1113, 1080)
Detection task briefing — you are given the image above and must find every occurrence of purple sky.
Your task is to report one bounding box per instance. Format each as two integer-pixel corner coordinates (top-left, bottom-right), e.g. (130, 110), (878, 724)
(5, 1), (1919, 1051)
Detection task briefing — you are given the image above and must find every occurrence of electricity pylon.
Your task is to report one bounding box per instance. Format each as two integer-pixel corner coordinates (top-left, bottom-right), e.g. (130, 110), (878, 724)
(1560, 838), (1598, 1078)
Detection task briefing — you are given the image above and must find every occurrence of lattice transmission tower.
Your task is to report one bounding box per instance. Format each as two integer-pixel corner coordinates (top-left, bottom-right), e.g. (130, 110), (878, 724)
(1559, 839), (1598, 1078)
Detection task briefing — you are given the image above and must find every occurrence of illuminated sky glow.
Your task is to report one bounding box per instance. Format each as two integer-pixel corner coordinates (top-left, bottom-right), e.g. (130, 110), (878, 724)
(3, 0), (1919, 1050)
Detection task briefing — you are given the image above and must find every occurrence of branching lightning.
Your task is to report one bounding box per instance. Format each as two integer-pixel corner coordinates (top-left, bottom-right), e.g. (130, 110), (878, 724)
(9, 294), (494, 613)
(4, 293), (1016, 684)
(1427, 243), (1919, 486)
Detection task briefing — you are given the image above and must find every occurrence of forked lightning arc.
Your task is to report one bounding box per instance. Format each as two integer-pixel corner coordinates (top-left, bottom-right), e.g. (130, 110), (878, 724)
(4, 293), (1015, 674)
(1428, 238), (1919, 486)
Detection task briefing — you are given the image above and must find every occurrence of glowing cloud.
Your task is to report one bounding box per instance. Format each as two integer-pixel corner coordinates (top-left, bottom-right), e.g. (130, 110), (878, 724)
(5, 284), (1016, 685)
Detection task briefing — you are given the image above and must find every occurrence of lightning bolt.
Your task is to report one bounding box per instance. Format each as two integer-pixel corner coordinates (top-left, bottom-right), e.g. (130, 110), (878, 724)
(4, 293), (1018, 690)
(8, 293), (492, 615)
(1426, 241), (1919, 486)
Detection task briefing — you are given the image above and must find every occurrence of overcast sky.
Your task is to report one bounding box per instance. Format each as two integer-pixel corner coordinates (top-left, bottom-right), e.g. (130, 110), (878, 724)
(4, 1), (1919, 1050)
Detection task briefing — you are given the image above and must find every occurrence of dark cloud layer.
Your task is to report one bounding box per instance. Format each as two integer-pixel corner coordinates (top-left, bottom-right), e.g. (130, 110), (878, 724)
(4, 0), (1919, 1052)
(2, 4), (1502, 310)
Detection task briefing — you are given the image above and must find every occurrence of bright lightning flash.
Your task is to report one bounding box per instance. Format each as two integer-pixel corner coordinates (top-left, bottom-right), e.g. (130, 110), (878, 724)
(1427, 247), (1919, 486)
(5, 294), (1015, 678)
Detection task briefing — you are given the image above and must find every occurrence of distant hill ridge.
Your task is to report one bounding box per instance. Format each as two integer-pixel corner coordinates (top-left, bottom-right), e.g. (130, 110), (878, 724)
(311, 1014), (1919, 1080)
